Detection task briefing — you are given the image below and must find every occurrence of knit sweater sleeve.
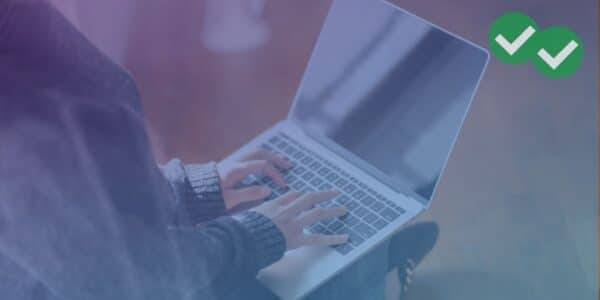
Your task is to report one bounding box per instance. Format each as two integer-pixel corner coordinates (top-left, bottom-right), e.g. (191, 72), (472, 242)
(160, 159), (227, 226)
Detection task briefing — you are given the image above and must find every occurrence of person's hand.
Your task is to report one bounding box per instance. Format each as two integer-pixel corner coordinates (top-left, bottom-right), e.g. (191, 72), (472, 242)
(252, 190), (349, 250)
(217, 149), (293, 209)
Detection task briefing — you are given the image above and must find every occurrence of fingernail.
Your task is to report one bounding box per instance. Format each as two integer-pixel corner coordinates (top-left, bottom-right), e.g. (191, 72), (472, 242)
(261, 187), (272, 195)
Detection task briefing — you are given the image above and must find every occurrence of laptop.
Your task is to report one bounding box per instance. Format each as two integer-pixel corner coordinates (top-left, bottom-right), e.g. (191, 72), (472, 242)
(221, 0), (488, 298)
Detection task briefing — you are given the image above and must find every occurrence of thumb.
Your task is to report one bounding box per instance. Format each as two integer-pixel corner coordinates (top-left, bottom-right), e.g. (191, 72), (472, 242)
(223, 186), (272, 208)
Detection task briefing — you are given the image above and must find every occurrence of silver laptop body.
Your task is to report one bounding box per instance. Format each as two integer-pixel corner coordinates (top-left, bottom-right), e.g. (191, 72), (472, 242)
(221, 0), (488, 298)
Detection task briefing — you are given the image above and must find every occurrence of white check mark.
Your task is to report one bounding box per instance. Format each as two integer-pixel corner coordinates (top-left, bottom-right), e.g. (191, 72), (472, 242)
(537, 40), (578, 70)
(495, 26), (536, 55)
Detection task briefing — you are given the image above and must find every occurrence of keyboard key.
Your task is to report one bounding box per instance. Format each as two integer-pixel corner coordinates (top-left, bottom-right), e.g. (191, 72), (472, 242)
(317, 167), (331, 177)
(319, 226), (332, 235)
(292, 151), (304, 160)
(284, 145), (297, 156)
(292, 180), (306, 191)
(320, 218), (335, 226)
(325, 172), (339, 182)
(284, 173), (297, 184)
(358, 182), (368, 189)
(301, 187), (314, 194)
(347, 230), (365, 247)
(369, 200), (385, 213)
(394, 206), (406, 214)
(301, 172), (315, 181)
(308, 223), (326, 234)
(381, 208), (400, 222)
(309, 161), (321, 171)
(334, 178), (348, 188)
(328, 220), (344, 232)
(335, 194), (350, 205)
(338, 210), (349, 220)
(372, 218), (388, 230)
(384, 200), (398, 209)
(354, 206), (369, 218)
(383, 199), (395, 207)
(301, 156), (313, 165)
(319, 183), (333, 191)
(343, 184), (357, 194)
(268, 136), (281, 144)
(333, 243), (353, 255)
(346, 201), (359, 211)
(276, 141), (288, 149)
(343, 215), (360, 227)
(330, 223), (349, 234)
(292, 166), (306, 175)
(354, 222), (376, 239)
(362, 212), (377, 224)
(360, 196), (375, 206)
(352, 190), (366, 200)
(310, 177), (324, 187)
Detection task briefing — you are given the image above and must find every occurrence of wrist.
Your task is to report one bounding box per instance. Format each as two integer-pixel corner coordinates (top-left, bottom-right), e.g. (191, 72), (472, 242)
(177, 162), (226, 225)
(235, 211), (286, 270)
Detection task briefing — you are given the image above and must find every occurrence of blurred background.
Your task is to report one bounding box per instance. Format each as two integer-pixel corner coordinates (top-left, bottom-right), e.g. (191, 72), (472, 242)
(50, 0), (597, 299)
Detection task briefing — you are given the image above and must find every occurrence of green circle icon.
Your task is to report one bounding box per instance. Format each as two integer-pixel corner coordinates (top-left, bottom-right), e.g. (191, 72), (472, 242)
(531, 27), (583, 78)
(489, 12), (539, 64)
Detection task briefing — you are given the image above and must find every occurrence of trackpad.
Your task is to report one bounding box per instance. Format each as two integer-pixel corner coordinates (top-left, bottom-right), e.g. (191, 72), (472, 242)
(258, 246), (339, 299)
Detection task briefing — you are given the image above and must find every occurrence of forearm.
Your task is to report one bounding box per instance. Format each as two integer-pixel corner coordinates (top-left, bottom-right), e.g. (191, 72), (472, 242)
(0, 193), (283, 300)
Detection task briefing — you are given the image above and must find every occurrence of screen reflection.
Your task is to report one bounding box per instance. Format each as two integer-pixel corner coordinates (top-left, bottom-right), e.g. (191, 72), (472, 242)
(292, 0), (488, 204)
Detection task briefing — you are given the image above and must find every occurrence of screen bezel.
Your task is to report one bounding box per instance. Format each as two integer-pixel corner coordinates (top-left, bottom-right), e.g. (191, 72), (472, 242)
(287, 0), (489, 208)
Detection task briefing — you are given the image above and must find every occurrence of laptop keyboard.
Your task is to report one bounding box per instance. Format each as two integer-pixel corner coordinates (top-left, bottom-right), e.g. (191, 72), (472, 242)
(244, 133), (406, 255)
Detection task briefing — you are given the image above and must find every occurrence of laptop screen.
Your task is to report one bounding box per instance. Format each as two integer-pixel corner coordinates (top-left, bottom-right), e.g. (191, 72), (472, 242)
(290, 0), (488, 205)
